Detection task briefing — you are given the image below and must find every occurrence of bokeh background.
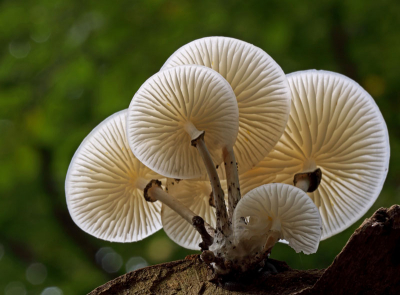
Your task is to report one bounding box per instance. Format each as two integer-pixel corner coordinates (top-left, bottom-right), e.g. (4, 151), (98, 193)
(1, 0), (399, 294)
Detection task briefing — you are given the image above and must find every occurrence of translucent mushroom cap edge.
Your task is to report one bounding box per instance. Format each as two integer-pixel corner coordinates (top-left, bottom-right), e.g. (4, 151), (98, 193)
(65, 110), (164, 243)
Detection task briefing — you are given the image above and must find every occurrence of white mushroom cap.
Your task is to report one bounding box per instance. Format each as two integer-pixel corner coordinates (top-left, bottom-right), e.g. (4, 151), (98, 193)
(239, 70), (390, 240)
(127, 65), (239, 179)
(162, 37), (291, 174)
(233, 183), (322, 255)
(65, 110), (163, 242)
(162, 179), (227, 250)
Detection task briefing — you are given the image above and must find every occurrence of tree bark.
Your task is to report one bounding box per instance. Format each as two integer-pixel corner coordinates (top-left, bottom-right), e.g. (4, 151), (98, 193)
(300, 204), (400, 295)
(90, 205), (400, 295)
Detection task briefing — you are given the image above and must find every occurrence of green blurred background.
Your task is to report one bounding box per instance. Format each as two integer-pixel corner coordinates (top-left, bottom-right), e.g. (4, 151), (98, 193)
(0, 0), (399, 294)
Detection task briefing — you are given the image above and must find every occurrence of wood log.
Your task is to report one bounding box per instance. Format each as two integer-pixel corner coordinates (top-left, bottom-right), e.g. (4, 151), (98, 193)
(90, 205), (400, 295)
(300, 204), (400, 295)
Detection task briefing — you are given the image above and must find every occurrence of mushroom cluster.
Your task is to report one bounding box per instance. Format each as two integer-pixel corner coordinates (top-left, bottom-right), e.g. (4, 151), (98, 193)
(66, 37), (390, 277)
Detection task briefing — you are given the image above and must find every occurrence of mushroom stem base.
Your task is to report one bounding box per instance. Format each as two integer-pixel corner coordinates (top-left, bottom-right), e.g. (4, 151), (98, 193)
(203, 230), (280, 276)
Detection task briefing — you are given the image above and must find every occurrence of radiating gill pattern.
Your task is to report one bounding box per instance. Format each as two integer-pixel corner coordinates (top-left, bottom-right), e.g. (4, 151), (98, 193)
(66, 110), (163, 242)
(162, 37), (291, 174)
(162, 179), (228, 250)
(233, 184), (321, 255)
(239, 70), (390, 240)
(127, 65), (239, 179)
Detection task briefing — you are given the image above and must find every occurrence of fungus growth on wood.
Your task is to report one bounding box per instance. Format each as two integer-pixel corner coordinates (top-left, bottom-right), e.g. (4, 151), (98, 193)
(65, 37), (390, 278)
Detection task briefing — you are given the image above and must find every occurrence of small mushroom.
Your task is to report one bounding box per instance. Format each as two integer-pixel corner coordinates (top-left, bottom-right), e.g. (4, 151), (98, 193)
(65, 110), (164, 242)
(127, 65), (239, 235)
(233, 183), (322, 256)
(239, 70), (390, 240)
(162, 179), (227, 250)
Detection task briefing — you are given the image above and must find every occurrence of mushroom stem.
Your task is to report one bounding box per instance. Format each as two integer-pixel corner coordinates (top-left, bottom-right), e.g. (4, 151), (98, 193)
(144, 180), (215, 242)
(144, 180), (195, 224)
(293, 168), (322, 193)
(190, 131), (231, 236)
(223, 146), (241, 219)
(184, 121), (204, 140)
(192, 216), (214, 250)
(295, 178), (310, 192)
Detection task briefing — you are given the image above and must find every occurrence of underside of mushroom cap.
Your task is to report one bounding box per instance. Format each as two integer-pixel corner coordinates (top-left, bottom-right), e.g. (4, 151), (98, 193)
(162, 37), (291, 175)
(65, 110), (163, 242)
(162, 179), (227, 250)
(239, 70), (390, 240)
(233, 183), (322, 255)
(127, 65), (239, 179)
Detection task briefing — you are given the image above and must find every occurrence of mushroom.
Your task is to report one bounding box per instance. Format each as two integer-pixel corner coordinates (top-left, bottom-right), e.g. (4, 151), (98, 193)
(162, 36), (291, 174)
(126, 65), (239, 235)
(233, 183), (322, 259)
(162, 179), (228, 250)
(239, 70), (390, 240)
(66, 109), (214, 247)
(65, 110), (164, 242)
(200, 183), (321, 274)
(161, 36), (291, 218)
